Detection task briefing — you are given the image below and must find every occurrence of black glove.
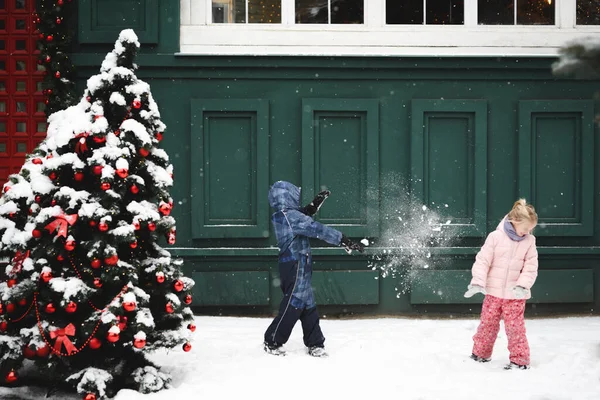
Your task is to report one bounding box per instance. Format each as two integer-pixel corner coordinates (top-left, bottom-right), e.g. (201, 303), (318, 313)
(301, 190), (331, 216)
(340, 234), (365, 254)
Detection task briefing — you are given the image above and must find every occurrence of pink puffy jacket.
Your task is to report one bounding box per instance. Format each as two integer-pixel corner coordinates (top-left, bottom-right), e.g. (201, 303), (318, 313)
(470, 218), (539, 300)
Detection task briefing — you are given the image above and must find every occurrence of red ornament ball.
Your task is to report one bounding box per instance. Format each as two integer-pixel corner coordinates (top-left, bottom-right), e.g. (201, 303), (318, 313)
(107, 331), (119, 343)
(0, 303), (3, 313)
(58, 0), (64, 5)
(54, 71), (61, 79)
(123, 301), (136, 312)
(18, 298), (27, 306)
(159, 203), (172, 216)
(156, 272), (165, 284)
(130, 240), (138, 249)
(117, 315), (128, 331)
(5, 302), (15, 313)
(45, 55), (51, 63)
(46, 35), (53, 42)
(65, 301), (77, 313)
(133, 221), (141, 230)
(98, 221), (109, 232)
(2, 186), (9, 193)
(105, 254), (119, 266)
(130, 184), (139, 194)
(139, 148), (149, 157)
(32, 158), (42, 165)
(88, 337), (102, 350)
(147, 222), (156, 231)
(56, 17), (62, 24)
(7, 279), (17, 288)
(47, 89), (53, 95)
(93, 278), (103, 288)
(156, 132), (163, 141)
(183, 342), (192, 352)
(5, 370), (17, 384)
(84, 394), (96, 400)
(8, 212), (14, 218)
(89, 220), (97, 227)
(32, 229), (42, 238)
(133, 100), (141, 109)
(0, 321), (7, 332)
(165, 303), (174, 313)
(51, 199), (57, 206)
(188, 323), (196, 332)
(93, 165), (103, 175)
(57, 254), (64, 261)
(41, 271), (52, 283)
(23, 345), (36, 359)
(184, 295), (192, 305)
(64, 240), (76, 251)
(133, 338), (146, 349)
(36, 345), (50, 358)
(174, 280), (184, 292)
(45, 303), (56, 314)
(74, 172), (84, 181)
(92, 136), (106, 144)
(91, 258), (101, 269)
(86, 96), (91, 102)
(49, 172), (57, 180)
(116, 168), (128, 179)
(114, 129), (120, 136)
(101, 182), (111, 191)
(35, 195), (41, 203)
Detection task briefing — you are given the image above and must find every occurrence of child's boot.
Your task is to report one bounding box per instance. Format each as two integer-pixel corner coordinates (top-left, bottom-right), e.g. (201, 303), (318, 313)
(504, 362), (530, 370)
(307, 346), (328, 357)
(264, 342), (286, 356)
(470, 353), (491, 363)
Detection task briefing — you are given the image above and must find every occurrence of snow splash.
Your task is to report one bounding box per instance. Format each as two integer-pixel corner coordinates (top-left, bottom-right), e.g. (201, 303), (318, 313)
(367, 175), (460, 296)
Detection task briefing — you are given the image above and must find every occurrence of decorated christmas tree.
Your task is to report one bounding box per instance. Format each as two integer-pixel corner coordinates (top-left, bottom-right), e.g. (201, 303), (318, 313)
(0, 30), (195, 399)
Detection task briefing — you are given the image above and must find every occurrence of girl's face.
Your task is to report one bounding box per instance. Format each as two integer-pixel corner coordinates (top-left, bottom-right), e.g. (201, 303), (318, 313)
(513, 220), (536, 237)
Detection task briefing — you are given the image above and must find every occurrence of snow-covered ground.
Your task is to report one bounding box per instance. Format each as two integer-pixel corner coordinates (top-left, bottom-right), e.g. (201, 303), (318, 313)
(2, 315), (600, 400)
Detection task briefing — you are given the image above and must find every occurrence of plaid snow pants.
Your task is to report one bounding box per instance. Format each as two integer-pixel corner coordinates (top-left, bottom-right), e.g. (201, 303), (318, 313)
(472, 294), (530, 366)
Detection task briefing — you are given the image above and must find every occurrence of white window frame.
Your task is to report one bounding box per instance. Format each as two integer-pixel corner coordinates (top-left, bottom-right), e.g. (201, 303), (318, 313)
(180, 0), (600, 56)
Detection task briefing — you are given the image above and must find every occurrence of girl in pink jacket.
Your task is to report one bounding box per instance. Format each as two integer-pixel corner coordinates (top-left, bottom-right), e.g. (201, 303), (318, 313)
(464, 199), (538, 370)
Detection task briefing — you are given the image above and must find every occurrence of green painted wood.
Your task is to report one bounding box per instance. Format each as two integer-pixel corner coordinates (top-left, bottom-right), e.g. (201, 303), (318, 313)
(409, 269), (594, 304)
(312, 270), (379, 305)
(190, 99), (270, 238)
(518, 100), (594, 236)
(168, 246), (600, 257)
(78, 0), (159, 44)
(301, 99), (380, 238)
(411, 100), (488, 237)
(191, 271), (271, 306)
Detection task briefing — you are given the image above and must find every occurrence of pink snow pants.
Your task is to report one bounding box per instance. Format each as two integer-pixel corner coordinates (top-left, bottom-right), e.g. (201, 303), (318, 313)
(472, 295), (530, 366)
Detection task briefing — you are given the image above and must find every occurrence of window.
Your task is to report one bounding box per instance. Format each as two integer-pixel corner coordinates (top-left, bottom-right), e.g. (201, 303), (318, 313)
(478, 0), (554, 25)
(180, 0), (600, 56)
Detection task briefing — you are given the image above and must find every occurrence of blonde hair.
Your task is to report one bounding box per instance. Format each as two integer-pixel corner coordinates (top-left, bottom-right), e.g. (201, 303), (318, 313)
(507, 198), (538, 225)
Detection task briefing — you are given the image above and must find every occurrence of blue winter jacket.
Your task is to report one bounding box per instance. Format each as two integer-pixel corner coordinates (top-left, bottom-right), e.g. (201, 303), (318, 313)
(268, 181), (343, 309)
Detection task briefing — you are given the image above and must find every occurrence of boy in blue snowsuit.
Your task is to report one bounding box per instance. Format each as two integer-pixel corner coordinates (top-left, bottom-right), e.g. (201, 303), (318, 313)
(264, 181), (364, 357)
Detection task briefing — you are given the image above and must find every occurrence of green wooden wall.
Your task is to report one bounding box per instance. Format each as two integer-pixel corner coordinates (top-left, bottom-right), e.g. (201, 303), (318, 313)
(69, 1), (600, 316)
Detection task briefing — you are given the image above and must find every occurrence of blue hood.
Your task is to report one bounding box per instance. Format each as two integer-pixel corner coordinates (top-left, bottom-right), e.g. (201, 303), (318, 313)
(268, 181), (301, 211)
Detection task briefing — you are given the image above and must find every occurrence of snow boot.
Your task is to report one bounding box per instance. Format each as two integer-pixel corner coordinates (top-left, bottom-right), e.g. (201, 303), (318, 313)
(264, 342), (286, 356)
(307, 346), (328, 358)
(470, 353), (491, 363)
(504, 362), (530, 370)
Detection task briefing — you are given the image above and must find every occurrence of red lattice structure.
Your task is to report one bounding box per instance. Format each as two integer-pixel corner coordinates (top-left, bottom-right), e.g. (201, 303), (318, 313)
(0, 0), (46, 184)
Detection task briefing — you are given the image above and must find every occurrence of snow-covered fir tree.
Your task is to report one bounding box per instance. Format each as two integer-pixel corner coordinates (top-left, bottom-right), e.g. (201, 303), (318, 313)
(0, 29), (195, 400)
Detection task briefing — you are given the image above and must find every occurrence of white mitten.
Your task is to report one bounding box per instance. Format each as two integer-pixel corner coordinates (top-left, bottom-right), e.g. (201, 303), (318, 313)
(464, 284), (487, 298)
(512, 286), (529, 299)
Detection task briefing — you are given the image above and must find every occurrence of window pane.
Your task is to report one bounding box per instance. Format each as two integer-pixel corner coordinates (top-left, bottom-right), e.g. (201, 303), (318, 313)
(577, 0), (600, 25)
(0, 143), (5, 152)
(0, 1), (4, 10)
(36, 81), (42, 91)
(0, 60), (5, 71)
(16, 142), (27, 153)
(386, 0), (423, 24)
(331, 0), (363, 24)
(0, 20), (4, 30)
(249, 0), (281, 23)
(427, 0), (464, 24)
(36, 102), (44, 112)
(16, 60), (26, 71)
(16, 101), (25, 112)
(296, 0), (328, 23)
(0, 81), (4, 91)
(15, 19), (25, 30)
(517, 0), (554, 25)
(15, 39), (25, 50)
(0, 40), (4, 51)
(212, 0), (246, 23)
(16, 122), (26, 132)
(479, 0), (514, 24)
(0, 122), (4, 132)
(0, 102), (5, 112)
(37, 122), (46, 132)
(15, 0), (25, 9)
(16, 81), (25, 91)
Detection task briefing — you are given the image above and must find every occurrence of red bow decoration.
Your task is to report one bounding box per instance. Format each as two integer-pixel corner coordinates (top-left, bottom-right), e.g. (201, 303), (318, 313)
(45, 213), (78, 238)
(75, 133), (89, 154)
(10, 249), (30, 275)
(50, 323), (77, 355)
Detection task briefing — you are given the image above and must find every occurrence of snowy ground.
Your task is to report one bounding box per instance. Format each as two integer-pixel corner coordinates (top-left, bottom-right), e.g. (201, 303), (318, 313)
(2, 315), (600, 400)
